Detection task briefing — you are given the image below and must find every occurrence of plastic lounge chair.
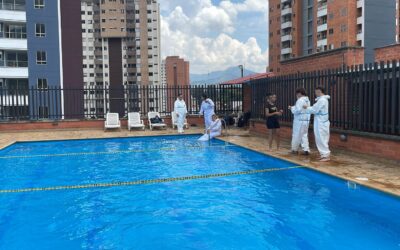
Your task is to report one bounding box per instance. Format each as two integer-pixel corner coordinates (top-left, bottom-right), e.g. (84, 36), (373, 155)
(148, 112), (167, 130)
(128, 112), (145, 131)
(104, 113), (121, 131)
(171, 111), (189, 129)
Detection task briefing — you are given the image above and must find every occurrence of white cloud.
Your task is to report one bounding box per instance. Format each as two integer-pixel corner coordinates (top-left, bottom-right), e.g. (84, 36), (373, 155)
(161, 0), (269, 74)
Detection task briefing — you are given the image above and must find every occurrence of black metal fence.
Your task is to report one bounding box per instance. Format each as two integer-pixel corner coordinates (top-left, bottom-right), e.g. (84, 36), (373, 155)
(0, 84), (243, 121)
(251, 61), (400, 135)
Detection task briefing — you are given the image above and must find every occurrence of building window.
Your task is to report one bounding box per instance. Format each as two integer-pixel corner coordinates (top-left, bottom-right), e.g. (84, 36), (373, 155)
(38, 106), (49, 119)
(34, 0), (45, 9)
(35, 23), (46, 37)
(36, 51), (47, 65)
(37, 78), (48, 90)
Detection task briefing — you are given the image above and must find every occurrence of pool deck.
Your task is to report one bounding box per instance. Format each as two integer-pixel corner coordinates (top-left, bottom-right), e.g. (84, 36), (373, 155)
(0, 128), (399, 197)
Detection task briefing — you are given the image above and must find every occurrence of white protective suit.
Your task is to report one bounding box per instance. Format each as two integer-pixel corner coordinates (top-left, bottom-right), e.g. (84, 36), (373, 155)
(198, 119), (222, 141)
(290, 96), (311, 152)
(200, 98), (215, 129)
(174, 99), (187, 133)
(305, 95), (331, 158)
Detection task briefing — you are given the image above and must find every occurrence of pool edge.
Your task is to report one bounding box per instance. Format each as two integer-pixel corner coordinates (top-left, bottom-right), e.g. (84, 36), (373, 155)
(217, 137), (400, 199)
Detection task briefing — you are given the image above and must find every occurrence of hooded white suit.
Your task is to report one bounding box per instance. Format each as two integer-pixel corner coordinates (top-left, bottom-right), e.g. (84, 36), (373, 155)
(290, 96), (311, 152)
(305, 95), (331, 158)
(174, 98), (187, 133)
(198, 119), (222, 141)
(200, 98), (215, 129)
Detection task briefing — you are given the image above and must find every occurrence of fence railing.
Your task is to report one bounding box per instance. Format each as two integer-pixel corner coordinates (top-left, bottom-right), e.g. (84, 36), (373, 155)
(250, 61), (400, 136)
(0, 84), (243, 121)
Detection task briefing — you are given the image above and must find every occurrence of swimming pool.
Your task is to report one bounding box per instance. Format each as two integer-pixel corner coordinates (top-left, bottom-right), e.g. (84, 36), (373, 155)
(0, 135), (399, 249)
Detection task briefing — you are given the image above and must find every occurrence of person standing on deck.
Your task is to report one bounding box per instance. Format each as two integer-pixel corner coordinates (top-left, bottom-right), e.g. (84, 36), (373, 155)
(174, 93), (187, 134)
(303, 86), (331, 162)
(289, 88), (311, 155)
(265, 93), (283, 150)
(199, 94), (215, 130)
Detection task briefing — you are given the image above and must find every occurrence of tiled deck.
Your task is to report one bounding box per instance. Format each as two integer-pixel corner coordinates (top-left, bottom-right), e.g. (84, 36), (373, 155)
(0, 128), (399, 197)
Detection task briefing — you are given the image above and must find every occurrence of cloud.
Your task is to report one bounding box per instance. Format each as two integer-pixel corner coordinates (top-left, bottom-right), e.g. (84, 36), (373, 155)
(161, 17), (268, 74)
(161, 0), (269, 74)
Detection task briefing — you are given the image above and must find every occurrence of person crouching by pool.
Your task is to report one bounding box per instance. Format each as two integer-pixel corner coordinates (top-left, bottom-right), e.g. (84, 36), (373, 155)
(265, 93), (283, 150)
(198, 114), (222, 141)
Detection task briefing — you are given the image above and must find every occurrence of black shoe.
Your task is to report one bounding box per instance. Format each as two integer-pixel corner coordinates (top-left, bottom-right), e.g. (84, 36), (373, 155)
(303, 151), (310, 156)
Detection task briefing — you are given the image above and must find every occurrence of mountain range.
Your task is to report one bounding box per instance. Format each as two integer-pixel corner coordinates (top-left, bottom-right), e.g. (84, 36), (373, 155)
(190, 66), (257, 85)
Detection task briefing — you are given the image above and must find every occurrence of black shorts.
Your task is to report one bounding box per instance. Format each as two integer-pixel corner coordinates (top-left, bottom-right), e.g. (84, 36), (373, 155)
(266, 117), (280, 129)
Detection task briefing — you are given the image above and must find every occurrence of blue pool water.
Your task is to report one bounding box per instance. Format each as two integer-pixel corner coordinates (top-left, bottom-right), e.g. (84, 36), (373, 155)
(0, 135), (399, 249)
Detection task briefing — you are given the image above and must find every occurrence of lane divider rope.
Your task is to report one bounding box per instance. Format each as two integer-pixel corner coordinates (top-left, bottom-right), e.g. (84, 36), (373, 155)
(0, 144), (234, 160)
(0, 166), (303, 194)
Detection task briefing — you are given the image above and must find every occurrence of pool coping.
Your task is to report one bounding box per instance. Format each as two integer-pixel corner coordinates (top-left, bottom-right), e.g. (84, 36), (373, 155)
(0, 131), (203, 151)
(217, 137), (400, 199)
(1, 133), (399, 198)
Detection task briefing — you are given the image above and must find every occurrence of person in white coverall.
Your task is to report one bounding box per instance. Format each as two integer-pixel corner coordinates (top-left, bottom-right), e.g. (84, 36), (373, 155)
(289, 88), (311, 155)
(174, 93), (187, 133)
(303, 86), (331, 162)
(198, 114), (222, 141)
(199, 94), (215, 130)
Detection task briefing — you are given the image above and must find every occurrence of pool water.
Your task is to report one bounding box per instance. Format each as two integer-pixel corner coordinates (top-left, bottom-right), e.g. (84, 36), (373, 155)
(0, 135), (399, 250)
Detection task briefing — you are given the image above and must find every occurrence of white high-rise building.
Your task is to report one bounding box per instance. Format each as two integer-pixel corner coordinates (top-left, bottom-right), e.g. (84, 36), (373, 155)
(80, 0), (161, 117)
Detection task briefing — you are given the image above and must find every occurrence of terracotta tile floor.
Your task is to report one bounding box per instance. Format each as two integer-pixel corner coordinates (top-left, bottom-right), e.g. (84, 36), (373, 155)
(0, 127), (399, 197)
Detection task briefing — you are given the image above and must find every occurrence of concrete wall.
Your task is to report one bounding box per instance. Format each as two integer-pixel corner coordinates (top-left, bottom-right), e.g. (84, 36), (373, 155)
(249, 119), (400, 161)
(0, 115), (205, 131)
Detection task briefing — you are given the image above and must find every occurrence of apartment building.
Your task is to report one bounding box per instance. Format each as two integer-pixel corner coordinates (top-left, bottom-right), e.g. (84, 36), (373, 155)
(80, 0), (161, 117)
(164, 56), (190, 87)
(0, 0), (83, 119)
(269, 0), (397, 74)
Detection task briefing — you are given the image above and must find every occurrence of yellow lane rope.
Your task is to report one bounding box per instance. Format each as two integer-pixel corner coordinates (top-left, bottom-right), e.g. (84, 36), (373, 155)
(0, 166), (303, 194)
(0, 145), (233, 160)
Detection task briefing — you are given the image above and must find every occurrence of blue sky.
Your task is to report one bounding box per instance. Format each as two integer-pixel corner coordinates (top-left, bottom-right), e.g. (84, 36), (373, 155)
(160, 0), (269, 74)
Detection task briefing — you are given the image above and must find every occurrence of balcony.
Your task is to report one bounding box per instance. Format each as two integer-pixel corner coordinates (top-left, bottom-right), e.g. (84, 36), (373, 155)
(0, 67), (28, 78)
(0, 2), (25, 11)
(317, 23), (327, 32)
(0, 38), (27, 50)
(281, 21), (292, 29)
(317, 5), (327, 17)
(281, 34), (292, 42)
(281, 7), (292, 16)
(281, 47), (292, 55)
(357, 0), (364, 8)
(317, 38), (327, 47)
(357, 16), (364, 25)
(357, 31), (364, 42)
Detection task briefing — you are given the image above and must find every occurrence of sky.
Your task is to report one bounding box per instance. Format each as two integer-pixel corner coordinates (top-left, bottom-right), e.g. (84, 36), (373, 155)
(160, 0), (269, 74)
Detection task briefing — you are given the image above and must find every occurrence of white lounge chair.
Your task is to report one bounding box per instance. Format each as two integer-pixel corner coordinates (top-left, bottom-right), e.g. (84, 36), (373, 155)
(148, 112), (167, 130)
(128, 112), (145, 131)
(104, 113), (121, 130)
(171, 111), (189, 129)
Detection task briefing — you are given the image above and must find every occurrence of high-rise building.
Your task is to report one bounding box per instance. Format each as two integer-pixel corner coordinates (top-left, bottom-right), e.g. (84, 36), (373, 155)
(80, 0), (161, 117)
(269, 0), (398, 74)
(0, 0), (84, 119)
(164, 56), (190, 87)
(162, 56), (190, 112)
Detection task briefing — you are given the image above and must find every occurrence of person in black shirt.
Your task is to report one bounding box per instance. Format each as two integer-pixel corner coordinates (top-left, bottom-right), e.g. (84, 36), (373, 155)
(265, 93), (283, 150)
